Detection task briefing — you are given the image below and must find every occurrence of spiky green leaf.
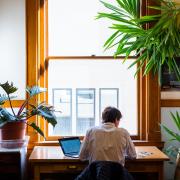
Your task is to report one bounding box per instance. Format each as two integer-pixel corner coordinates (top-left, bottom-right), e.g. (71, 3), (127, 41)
(97, 0), (180, 80)
(161, 124), (180, 143)
(170, 111), (180, 131)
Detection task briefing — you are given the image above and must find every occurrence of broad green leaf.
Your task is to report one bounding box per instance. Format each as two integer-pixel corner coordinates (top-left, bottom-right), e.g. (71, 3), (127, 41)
(29, 122), (45, 139)
(0, 81), (18, 95)
(26, 86), (46, 97)
(0, 107), (17, 121)
(0, 95), (8, 105)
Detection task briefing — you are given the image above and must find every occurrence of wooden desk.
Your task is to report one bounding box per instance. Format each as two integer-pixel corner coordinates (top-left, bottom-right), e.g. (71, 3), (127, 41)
(29, 146), (169, 180)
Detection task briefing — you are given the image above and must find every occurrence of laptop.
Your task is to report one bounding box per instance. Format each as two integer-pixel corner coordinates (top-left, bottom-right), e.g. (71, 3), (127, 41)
(58, 137), (81, 158)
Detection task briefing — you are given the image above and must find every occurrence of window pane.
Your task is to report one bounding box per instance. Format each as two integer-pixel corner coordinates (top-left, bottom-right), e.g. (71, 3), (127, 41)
(48, 59), (137, 136)
(48, 0), (117, 56)
(50, 89), (72, 136)
(77, 89), (95, 135)
(100, 88), (118, 116)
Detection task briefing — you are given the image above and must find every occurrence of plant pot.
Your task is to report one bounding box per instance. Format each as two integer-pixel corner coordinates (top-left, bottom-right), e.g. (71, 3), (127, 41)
(174, 152), (180, 180)
(0, 121), (27, 148)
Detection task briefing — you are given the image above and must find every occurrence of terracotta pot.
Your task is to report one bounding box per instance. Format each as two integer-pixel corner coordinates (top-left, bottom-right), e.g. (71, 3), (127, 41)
(174, 152), (180, 180)
(0, 121), (26, 140)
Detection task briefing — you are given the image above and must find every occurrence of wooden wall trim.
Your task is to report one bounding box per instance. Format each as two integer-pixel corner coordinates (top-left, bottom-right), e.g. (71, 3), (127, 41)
(3, 100), (24, 108)
(38, 0), (46, 141)
(141, 0), (161, 141)
(26, 0), (39, 144)
(161, 100), (180, 107)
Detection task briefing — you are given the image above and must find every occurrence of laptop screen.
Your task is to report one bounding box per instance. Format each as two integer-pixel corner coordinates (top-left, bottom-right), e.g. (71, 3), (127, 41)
(59, 137), (81, 155)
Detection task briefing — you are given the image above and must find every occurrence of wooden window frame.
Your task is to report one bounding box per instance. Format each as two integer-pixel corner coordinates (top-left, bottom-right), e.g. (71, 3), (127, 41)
(26, 0), (161, 146)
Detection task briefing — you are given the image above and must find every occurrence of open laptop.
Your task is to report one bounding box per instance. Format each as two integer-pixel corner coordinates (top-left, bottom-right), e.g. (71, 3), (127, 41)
(58, 137), (81, 158)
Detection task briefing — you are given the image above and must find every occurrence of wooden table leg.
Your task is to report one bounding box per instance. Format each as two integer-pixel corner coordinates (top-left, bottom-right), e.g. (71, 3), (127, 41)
(34, 166), (40, 180)
(158, 163), (163, 180)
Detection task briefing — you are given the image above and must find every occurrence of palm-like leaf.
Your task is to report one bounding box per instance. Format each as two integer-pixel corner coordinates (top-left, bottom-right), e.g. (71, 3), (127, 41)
(161, 124), (180, 142)
(170, 111), (180, 131)
(161, 111), (180, 143)
(161, 112), (180, 159)
(97, 0), (180, 82)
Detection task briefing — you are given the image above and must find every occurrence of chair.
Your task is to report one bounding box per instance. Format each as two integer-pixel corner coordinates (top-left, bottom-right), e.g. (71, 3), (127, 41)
(75, 160), (134, 180)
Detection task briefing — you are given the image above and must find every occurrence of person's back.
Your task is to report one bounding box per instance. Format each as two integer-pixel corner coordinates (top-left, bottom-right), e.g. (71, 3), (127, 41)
(79, 106), (137, 166)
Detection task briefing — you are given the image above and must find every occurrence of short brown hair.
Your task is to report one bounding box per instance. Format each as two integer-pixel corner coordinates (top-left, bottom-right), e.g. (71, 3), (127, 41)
(102, 106), (122, 123)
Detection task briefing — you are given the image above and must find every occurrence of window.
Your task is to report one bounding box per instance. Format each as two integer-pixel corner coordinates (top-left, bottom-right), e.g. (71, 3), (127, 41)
(48, 0), (117, 56)
(46, 0), (138, 138)
(27, 0), (161, 143)
(47, 59), (137, 136)
(26, 0), (163, 145)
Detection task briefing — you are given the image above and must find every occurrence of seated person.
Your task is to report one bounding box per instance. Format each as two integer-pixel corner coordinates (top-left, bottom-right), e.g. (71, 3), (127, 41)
(79, 106), (137, 166)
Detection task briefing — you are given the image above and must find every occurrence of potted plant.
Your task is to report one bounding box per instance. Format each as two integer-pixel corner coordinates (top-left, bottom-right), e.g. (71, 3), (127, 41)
(0, 81), (57, 142)
(161, 111), (180, 180)
(96, 0), (180, 82)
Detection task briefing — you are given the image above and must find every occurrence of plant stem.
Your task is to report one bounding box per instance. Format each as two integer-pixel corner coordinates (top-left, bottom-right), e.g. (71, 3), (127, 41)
(7, 94), (16, 117)
(17, 96), (31, 117)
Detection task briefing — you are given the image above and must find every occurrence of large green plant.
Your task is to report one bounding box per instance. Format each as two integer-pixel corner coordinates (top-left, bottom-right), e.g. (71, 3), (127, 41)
(161, 111), (180, 158)
(0, 81), (57, 138)
(97, 0), (180, 81)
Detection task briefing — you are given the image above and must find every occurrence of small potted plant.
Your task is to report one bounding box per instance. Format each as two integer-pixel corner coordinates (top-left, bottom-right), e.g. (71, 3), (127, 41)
(161, 111), (180, 180)
(0, 81), (57, 143)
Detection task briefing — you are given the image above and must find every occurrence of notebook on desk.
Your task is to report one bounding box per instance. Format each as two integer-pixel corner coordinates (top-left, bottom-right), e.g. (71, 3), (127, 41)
(58, 137), (81, 158)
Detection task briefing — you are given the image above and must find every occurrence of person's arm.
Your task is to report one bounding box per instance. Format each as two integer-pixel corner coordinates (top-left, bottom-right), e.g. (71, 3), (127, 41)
(79, 129), (91, 161)
(125, 131), (137, 159)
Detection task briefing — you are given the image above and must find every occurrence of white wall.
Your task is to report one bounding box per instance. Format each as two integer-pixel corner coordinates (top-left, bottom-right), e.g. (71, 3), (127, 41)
(0, 0), (26, 99)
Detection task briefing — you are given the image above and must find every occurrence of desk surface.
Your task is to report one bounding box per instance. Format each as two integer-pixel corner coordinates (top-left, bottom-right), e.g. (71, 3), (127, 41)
(29, 146), (169, 163)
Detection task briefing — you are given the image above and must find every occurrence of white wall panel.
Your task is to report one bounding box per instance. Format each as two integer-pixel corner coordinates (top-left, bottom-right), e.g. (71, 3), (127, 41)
(0, 0), (26, 99)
